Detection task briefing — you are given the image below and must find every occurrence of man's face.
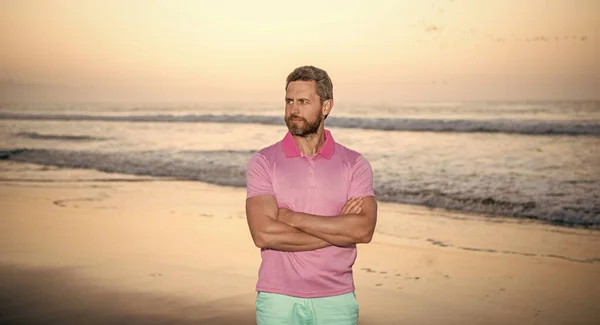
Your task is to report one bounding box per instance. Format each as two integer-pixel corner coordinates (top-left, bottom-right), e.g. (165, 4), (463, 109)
(284, 81), (326, 137)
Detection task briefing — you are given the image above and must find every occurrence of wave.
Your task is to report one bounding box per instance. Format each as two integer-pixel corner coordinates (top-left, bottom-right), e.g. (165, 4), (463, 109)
(1, 148), (598, 227)
(373, 182), (599, 227)
(1, 113), (599, 136)
(0, 148), (251, 187)
(15, 132), (109, 141)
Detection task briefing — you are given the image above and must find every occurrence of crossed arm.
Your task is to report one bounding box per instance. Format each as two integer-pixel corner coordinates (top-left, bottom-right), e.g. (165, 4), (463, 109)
(245, 195), (377, 252)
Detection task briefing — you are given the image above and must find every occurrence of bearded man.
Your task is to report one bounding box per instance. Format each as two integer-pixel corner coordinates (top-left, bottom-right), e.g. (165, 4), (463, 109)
(245, 65), (378, 325)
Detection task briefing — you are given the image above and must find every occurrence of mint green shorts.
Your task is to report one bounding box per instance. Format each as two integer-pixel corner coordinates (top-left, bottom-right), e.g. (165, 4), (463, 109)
(255, 291), (359, 325)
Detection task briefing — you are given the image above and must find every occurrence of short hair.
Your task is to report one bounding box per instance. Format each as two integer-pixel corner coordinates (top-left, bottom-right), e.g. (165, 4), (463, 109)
(285, 66), (333, 103)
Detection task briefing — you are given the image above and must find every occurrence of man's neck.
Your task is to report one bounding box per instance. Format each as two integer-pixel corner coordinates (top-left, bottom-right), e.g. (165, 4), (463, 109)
(293, 127), (326, 157)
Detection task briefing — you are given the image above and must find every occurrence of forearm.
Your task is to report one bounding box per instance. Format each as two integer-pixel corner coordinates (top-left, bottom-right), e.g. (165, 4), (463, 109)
(285, 212), (372, 246)
(259, 219), (332, 252)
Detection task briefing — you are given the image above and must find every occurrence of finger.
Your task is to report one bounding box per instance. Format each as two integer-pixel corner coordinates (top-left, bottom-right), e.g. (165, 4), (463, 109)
(341, 201), (351, 214)
(348, 197), (361, 204)
(342, 197), (363, 214)
(344, 198), (354, 207)
(341, 201), (353, 215)
(344, 201), (359, 214)
(340, 206), (349, 215)
(347, 201), (363, 214)
(351, 197), (364, 208)
(341, 197), (357, 212)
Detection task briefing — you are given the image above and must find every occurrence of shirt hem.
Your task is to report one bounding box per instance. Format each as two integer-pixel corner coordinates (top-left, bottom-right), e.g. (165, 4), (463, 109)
(256, 285), (355, 298)
(352, 192), (375, 198)
(246, 192), (275, 199)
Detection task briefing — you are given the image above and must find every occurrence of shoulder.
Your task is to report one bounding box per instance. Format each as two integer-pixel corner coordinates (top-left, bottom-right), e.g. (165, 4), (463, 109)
(334, 142), (370, 167)
(248, 141), (282, 167)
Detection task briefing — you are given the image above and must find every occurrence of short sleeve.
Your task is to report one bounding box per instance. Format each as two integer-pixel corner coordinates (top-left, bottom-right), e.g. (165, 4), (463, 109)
(246, 152), (275, 199)
(348, 155), (375, 198)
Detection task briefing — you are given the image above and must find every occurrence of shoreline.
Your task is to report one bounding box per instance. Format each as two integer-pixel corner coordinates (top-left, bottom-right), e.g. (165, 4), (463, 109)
(1, 158), (598, 231)
(1, 161), (599, 324)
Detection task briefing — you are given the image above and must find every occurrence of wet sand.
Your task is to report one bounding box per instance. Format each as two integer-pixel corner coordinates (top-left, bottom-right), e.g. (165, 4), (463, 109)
(1, 161), (599, 325)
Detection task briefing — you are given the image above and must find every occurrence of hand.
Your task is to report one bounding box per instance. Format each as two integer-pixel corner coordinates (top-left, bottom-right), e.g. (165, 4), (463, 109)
(340, 197), (363, 215)
(277, 207), (291, 222)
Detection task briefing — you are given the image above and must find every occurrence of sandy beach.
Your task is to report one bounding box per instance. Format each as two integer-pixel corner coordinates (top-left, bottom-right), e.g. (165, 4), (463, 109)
(1, 161), (599, 325)
(3, 0), (600, 323)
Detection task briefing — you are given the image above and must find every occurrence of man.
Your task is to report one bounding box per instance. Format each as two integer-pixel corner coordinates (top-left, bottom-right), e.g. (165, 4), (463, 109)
(245, 65), (378, 325)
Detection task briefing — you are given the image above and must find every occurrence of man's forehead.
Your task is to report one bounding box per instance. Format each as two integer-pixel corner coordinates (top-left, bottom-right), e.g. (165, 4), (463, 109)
(286, 80), (318, 97)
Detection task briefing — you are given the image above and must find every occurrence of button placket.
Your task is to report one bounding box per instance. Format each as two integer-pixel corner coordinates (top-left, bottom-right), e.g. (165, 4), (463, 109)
(308, 158), (316, 187)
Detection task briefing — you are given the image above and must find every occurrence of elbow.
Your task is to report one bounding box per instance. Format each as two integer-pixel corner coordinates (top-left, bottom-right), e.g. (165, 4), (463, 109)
(253, 238), (266, 248)
(252, 232), (271, 249)
(361, 233), (374, 244)
(356, 228), (375, 244)
(253, 236), (267, 248)
(249, 217), (279, 248)
(356, 235), (373, 244)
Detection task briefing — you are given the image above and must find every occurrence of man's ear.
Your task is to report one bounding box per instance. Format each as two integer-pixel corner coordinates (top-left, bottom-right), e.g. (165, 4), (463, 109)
(323, 99), (334, 117)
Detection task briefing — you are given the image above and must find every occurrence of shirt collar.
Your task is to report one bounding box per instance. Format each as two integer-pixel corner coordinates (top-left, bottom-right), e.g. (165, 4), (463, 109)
(281, 129), (335, 159)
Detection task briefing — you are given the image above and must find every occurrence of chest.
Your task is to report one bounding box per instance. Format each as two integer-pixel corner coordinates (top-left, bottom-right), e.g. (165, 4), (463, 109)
(271, 157), (351, 215)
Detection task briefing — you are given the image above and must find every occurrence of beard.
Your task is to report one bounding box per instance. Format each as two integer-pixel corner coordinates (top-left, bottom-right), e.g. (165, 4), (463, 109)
(285, 112), (324, 137)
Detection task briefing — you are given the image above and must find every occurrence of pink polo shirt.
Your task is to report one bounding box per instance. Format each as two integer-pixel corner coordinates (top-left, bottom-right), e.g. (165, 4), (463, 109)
(246, 129), (375, 298)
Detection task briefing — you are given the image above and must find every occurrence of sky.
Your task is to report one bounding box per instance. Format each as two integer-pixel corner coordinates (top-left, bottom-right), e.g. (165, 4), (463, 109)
(1, 0), (598, 103)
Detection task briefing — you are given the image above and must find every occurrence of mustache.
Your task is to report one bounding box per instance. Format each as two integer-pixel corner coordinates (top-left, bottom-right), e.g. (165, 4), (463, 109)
(287, 115), (306, 121)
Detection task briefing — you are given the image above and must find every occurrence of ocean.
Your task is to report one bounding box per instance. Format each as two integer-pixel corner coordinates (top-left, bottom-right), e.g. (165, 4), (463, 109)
(1, 101), (599, 228)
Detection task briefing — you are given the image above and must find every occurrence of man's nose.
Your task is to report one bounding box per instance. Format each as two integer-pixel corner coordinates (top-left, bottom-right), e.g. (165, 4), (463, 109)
(290, 102), (300, 114)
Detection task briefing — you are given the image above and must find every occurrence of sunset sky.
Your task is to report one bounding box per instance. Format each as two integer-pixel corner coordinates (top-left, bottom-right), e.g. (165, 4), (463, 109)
(1, 0), (598, 102)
